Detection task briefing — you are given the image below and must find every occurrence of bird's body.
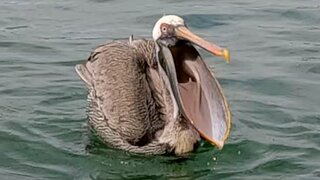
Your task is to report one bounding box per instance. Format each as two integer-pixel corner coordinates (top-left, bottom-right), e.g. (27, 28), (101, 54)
(76, 38), (199, 154)
(76, 15), (231, 155)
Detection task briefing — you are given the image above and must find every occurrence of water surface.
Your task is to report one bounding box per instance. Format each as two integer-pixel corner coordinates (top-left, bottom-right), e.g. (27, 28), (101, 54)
(0, 0), (319, 179)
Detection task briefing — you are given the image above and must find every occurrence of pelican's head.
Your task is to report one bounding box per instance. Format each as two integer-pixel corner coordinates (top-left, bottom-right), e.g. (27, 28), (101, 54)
(152, 15), (231, 149)
(152, 15), (185, 47)
(152, 15), (229, 62)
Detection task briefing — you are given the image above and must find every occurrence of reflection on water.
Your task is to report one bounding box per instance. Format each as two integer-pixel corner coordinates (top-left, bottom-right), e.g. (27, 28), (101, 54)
(0, 0), (319, 179)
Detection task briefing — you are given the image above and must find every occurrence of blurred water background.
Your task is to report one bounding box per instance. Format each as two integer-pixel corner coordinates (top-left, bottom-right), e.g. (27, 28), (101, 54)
(0, 0), (319, 179)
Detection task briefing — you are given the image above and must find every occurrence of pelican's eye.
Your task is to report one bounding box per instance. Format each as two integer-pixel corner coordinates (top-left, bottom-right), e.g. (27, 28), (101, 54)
(160, 23), (169, 33)
(160, 23), (174, 38)
(161, 26), (167, 32)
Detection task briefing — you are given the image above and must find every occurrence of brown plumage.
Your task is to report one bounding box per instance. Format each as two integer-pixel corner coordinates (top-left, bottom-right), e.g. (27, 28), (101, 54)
(75, 15), (231, 155)
(76, 38), (199, 155)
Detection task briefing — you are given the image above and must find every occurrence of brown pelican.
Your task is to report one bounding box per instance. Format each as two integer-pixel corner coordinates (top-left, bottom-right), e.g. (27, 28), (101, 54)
(75, 15), (231, 155)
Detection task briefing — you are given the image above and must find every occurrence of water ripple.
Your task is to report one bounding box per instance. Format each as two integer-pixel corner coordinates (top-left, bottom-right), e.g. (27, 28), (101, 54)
(0, 0), (319, 179)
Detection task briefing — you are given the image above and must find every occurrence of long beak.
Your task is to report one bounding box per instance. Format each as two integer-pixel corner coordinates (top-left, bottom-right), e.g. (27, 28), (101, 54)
(160, 46), (189, 121)
(175, 26), (230, 63)
(161, 25), (231, 149)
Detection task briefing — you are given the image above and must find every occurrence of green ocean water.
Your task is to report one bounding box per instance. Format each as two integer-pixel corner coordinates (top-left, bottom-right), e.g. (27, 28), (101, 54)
(0, 0), (319, 179)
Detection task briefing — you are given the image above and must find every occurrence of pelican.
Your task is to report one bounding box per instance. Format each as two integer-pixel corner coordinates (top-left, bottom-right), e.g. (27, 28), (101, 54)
(75, 15), (231, 155)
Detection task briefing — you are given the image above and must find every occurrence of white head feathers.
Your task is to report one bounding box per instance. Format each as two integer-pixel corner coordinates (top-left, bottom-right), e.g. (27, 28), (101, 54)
(152, 15), (185, 41)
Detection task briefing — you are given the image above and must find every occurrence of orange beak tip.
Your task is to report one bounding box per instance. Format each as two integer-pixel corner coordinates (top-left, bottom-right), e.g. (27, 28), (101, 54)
(222, 49), (230, 64)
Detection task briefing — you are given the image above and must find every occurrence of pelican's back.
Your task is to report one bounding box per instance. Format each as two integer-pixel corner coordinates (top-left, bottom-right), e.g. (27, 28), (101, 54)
(75, 38), (167, 154)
